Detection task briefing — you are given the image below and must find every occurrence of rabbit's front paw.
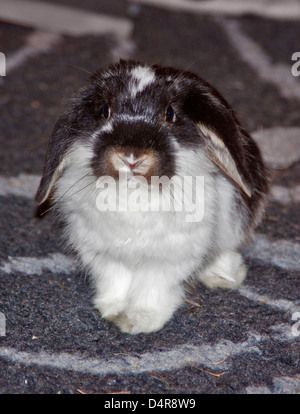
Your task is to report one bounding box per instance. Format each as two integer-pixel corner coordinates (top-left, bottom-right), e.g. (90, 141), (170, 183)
(109, 308), (170, 334)
(199, 251), (247, 289)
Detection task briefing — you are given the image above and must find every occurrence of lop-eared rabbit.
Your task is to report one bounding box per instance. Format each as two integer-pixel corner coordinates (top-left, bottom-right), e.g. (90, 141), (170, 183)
(36, 60), (268, 334)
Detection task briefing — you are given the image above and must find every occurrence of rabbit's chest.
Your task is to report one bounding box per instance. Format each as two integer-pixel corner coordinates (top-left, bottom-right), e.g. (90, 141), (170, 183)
(84, 208), (210, 265)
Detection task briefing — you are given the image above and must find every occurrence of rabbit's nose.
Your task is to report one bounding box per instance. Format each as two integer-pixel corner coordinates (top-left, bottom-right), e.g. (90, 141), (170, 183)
(119, 154), (147, 172)
(111, 151), (154, 176)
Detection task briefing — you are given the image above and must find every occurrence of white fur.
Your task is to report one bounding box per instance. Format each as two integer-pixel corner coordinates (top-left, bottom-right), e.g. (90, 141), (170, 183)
(98, 121), (113, 134)
(54, 139), (248, 334)
(130, 65), (155, 97)
(199, 251), (247, 289)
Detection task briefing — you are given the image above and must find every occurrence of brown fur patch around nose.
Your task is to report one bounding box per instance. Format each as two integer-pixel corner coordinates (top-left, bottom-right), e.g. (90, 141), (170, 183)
(105, 147), (161, 181)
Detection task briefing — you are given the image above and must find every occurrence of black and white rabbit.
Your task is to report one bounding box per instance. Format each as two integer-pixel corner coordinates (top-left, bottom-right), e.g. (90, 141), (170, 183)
(36, 60), (268, 334)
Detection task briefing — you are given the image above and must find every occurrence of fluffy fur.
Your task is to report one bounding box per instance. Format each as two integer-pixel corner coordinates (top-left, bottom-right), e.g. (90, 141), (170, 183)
(36, 60), (268, 334)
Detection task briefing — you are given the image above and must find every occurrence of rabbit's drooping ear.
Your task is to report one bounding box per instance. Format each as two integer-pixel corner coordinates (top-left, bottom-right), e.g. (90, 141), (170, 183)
(183, 86), (252, 198)
(198, 124), (252, 198)
(36, 85), (102, 205)
(35, 113), (75, 205)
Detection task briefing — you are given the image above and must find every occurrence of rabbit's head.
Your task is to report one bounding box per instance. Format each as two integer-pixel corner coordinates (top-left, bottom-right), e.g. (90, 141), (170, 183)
(36, 60), (268, 229)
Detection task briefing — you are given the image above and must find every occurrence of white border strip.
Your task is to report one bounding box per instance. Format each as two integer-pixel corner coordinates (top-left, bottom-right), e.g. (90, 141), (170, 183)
(0, 253), (77, 275)
(5, 31), (60, 73)
(0, 31), (60, 85)
(0, 0), (132, 38)
(270, 185), (300, 204)
(0, 334), (263, 377)
(134, 0), (300, 21)
(244, 234), (300, 271)
(0, 174), (40, 198)
(238, 286), (300, 315)
(246, 375), (300, 394)
(218, 19), (300, 101)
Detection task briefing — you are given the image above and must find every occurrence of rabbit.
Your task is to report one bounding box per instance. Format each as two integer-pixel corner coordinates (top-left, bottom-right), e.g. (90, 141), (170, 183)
(36, 59), (269, 334)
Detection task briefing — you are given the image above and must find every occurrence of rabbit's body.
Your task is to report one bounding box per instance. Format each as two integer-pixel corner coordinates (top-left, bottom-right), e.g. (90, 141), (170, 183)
(36, 60), (268, 333)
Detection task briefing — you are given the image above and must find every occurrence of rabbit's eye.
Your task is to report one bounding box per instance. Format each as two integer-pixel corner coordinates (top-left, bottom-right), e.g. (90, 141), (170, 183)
(165, 105), (175, 123)
(103, 104), (111, 120)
